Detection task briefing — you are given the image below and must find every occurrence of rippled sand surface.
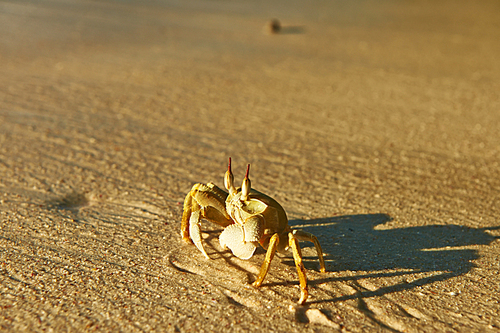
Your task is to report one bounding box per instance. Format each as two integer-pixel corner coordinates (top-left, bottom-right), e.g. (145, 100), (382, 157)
(1, 0), (499, 331)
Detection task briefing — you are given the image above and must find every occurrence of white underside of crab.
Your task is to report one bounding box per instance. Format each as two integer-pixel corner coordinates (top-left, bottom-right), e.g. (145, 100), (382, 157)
(219, 224), (258, 259)
(219, 206), (264, 259)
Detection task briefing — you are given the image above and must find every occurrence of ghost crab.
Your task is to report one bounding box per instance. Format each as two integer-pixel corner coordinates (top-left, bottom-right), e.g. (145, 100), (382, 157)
(181, 158), (326, 304)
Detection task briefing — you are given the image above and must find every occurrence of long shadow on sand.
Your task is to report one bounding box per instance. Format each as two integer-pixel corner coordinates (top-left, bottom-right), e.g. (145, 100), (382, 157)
(282, 214), (499, 303)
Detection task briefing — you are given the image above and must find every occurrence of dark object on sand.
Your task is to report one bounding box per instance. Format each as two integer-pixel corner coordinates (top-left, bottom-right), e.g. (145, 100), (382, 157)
(268, 19), (281, 34)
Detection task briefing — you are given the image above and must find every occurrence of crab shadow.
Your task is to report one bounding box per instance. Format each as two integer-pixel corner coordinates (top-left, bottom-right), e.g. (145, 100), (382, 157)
(279, 214), (499, 303)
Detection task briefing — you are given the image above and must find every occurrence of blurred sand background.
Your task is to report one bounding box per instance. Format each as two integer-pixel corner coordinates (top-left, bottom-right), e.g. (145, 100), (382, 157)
(1, 0), (500, 331)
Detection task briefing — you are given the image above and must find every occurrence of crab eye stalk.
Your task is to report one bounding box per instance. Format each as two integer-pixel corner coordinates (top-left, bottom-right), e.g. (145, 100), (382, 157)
(241, 164), (251, 201)
(224, 157), (236, 195)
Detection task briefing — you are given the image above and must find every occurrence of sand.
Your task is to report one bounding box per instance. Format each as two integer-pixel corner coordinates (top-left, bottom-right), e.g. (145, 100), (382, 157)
(1, 0), (499, 331)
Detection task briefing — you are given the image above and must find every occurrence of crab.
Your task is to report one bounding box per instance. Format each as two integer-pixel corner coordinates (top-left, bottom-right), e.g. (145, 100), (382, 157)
(181, 158), (326, 304)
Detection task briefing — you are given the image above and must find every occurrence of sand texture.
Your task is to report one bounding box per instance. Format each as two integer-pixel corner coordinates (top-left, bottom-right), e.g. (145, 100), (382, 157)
(1, 0), (499, 331)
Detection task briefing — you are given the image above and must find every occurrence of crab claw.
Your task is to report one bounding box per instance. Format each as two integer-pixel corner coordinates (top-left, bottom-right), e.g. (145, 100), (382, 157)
(219, 224), (257, 260)
(189, 211), (210, 259)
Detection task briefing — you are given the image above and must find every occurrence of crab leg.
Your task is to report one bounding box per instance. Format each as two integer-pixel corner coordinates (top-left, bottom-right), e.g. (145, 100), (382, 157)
(252, 233), (279, 288)
(181, 194), (210, 258)
(293, 230), (326, 273)
(181, 190), (195, 243)
(289, 232), (308, 304)
(189, 210), (210, 259)
(181, 183), (233, 259)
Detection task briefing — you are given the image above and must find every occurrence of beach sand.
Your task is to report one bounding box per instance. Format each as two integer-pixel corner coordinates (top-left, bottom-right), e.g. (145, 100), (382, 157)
(1, 0), (499, 331)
